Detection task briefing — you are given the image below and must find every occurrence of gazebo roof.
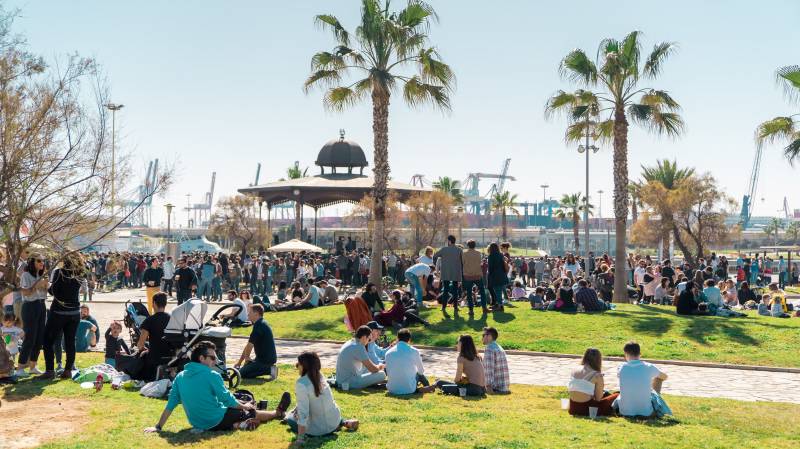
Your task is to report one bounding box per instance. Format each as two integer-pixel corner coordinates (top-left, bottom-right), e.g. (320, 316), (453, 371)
(238, 173), (429, 208)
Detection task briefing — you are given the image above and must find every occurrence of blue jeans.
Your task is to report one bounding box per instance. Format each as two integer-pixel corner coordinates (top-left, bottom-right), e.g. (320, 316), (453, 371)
(197, 278), (212, 299)
(405, 272), (424, 305)
(442, 280), (460, 307)
(239, 360), (272, 378)
(463, 278), (487, 308)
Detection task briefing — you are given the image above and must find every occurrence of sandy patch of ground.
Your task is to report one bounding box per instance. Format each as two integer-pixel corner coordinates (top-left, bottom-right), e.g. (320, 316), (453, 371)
(1, 396), (90, 448)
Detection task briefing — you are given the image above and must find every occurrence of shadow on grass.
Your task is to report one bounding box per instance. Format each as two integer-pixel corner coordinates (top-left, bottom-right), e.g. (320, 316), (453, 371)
(299, 319), (339, 333)
(683, 318), (758, 346)
(622, 416), (681, 427)
(628, 316), (673, 336)
(1, 377), (49, 400)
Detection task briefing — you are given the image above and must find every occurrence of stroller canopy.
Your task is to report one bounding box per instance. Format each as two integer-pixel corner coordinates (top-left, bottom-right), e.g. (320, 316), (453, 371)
(165, 299), (207, 334)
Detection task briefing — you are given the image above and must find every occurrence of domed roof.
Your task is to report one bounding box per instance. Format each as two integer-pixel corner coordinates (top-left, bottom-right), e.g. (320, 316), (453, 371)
(315, 129), (368, 169)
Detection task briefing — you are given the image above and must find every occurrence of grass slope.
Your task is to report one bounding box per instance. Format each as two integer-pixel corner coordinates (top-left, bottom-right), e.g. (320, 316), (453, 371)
(3, 353), (799, 449)
(235, 303), (800, 367)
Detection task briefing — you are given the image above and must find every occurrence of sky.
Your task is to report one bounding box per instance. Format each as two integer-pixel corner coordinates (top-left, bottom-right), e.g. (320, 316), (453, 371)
(9, 0), (800, 227)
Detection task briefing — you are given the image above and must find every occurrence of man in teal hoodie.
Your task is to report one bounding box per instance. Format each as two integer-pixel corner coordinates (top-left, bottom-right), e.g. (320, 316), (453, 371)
(145, 341), (291, 432)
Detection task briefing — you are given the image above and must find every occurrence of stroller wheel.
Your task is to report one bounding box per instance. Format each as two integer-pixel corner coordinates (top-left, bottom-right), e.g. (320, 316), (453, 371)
(226, 367), (241, 389)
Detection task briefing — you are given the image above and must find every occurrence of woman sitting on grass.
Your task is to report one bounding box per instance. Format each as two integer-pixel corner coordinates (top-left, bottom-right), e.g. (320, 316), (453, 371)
(568, 348), (618, 417)
(285, 351), (358, 445)
(433, 334), (486, 397)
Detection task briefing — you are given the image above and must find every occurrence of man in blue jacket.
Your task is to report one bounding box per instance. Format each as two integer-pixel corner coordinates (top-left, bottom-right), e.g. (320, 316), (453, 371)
(145, 341), (291, 432)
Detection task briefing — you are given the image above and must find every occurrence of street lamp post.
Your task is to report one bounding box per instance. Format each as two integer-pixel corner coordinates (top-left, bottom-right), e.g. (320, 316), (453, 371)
(481, 228), (486, 245)
(577, 113), (599, 272)
(105, 103), (124, 219)
(165, 203), (174, 241)
(539, 184), (549, 227)
(597, 189), (604, 222)
(457, 206), (464, 244)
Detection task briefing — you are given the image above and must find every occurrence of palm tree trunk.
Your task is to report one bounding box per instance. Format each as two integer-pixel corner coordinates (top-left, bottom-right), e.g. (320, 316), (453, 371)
(631, 197), (639, 223)
(612, 104), (630, 303)
(368, 90), (390, 285)
(501, 211), (507, 240)
(573, 215), (580, 253)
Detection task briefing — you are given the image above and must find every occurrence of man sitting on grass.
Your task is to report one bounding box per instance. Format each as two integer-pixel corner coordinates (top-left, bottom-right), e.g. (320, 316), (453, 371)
(145, 341), (291, 433)
(614, 341), (670, 418)
(575, 280), (609, 312)
(482, 327), (509, 394)
(335, 325), (386, 390)
(385, 329), (433, 395)
(234, 304), (278, 379)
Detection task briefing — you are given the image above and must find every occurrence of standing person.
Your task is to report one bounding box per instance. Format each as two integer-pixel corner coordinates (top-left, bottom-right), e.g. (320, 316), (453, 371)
(404, 262), (431, 307)
(481, 327), (509, 394)
(486, 243), (508, 312)
(229, 259), (242, 293)
(434, 235), (464, 313)
(286, 351), (359, 444)
(39, 252), (86, 380)
(233, 304), (278, 379)
(16, 255), (48, 377)
(143, 259), (164, 315)
(384, 329), (433, 395)
(174, 258), (198, 305)
(463, 240), (488, 315)
(198, 256), (215, 301)
(162, 256), (175, 297)
(614, 341), (669, 417)
(433, 334), (486, 397)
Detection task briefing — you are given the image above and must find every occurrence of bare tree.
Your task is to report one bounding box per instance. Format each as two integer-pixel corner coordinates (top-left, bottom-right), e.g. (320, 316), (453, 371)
(208, 195), (262, 254)
(0, 11), (170, 297)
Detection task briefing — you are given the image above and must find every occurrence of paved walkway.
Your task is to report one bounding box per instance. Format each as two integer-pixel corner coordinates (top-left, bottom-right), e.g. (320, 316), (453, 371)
(72, 290), (800, 405)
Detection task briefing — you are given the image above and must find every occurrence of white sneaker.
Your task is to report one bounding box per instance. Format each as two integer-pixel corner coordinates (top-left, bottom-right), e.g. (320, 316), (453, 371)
(57, 363), (63, 371)
(14, 369), (29, 377)
(29, 367), (44, 375)
(270, 365), (278, 380)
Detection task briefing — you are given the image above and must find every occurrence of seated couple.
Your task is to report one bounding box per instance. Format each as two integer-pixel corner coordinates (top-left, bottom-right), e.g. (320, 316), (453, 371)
(568, 342), (669, 418)
(529, 280), (609, 313)
(433, 329), (510, 397)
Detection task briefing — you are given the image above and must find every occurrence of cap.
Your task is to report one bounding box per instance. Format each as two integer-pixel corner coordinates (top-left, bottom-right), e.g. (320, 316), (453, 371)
(366, 321), (384, 330)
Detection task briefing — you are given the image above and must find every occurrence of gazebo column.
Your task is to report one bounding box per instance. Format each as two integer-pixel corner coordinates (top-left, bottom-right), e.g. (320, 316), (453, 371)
(294, 200), (302, 240)
(266, 203), (272, 247)
(313, 207), (319, 245)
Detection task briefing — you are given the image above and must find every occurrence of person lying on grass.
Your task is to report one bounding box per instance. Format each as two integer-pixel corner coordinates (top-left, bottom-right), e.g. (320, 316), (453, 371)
(145, 341), (291, 433)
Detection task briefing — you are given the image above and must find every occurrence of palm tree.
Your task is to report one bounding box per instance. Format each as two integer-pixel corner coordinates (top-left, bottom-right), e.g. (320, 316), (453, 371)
(548, 31), (684, 302)
(764, 217), (783, 245)
(786, 221), (800, 244)
(554, 193), (594, 252)
(305, 0), (454, 284)
(433, 176), (463, 204)
(638, 159), (695, 255)
(491, 191), (519, 241)
(287, 162), (304, 179)
(627, 182), (642, 224)
(756, 66), (800, 163)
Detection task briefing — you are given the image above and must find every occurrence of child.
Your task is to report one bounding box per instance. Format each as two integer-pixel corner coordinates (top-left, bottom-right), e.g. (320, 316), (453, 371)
(104, 321), (130, 367)
(770, 294), (791, 318)
(529, 286), (545, 310)
(1, 313), (24, 360)
(511, 281), (527, 301)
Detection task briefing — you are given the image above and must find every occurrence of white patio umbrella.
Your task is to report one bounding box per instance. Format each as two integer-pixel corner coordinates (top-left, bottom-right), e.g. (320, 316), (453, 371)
(267, 239), (324, 253)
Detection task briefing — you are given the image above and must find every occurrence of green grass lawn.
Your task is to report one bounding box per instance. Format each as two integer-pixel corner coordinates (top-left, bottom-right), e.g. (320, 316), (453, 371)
(3, 353), (799, 449)
(236, 303), (800, 367)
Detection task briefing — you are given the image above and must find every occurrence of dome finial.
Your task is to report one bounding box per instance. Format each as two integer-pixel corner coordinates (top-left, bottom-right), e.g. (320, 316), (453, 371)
(339, 128), (345, 141)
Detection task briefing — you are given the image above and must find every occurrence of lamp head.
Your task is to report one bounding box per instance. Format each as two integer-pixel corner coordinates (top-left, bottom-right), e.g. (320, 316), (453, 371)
(577, 145), (586, 154)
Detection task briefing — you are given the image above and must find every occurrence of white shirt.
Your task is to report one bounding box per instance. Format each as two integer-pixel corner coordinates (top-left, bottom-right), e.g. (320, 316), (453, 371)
(163, 261), (175, 279)
(406, 263), (431, 277)
(634, 266), (646, 285)
(418, 255), (433, 265)
(385, 341), (425, 395)
(617, 359), (664, 417)
(293, 374), (342, 436)
(232, 298), (249, 322)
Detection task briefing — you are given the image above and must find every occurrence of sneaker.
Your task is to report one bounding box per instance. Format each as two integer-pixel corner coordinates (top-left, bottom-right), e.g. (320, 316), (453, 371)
(14, 369), (29, 378)
(29, 367), (44, 375)
(270, 365), (279, 380)
(57, 363), (63, 372)
(35, 371), (55, 380)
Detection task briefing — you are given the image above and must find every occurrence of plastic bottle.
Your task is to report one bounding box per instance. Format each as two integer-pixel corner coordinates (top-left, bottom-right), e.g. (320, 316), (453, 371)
(94, 374), (104, 392)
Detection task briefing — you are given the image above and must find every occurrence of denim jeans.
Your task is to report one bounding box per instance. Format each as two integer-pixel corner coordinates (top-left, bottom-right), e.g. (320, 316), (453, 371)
(197, 278), (212, 299)
(441, 280), (460, 307)
(487, 285), (505, 307)
(463, 278), (487, 308)
(405, 272), (424, 305)
(434, 380), (485, 396)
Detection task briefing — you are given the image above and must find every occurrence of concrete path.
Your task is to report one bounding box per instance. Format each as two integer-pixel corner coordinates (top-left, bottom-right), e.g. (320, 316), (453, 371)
(71, 289), (800, 405)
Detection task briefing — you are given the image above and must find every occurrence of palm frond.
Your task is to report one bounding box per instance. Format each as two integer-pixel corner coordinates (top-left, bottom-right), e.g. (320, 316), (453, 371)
(334, 45), (368, 66)
(628, 104), (685, 137)
(403, 76), (451, 110)
(310, 51), (347, 70)
(640, 89), (680, 110)
(323, 85), (368, 111)
(595, 119), (615, 144)
(784, 134), (800, 164)
(756, 116), (795, 146)
(397, 0), (437, 28)
(315, 14), (350, 46)
(643, 42), (677, 79)
(559, 49), (598, 86)
(775, 65), (800, 104)
(303, 69), (343, 93)
(418, 47), (455, 87)
(619, 30), (642, 76)
(544, 90), (578, 119)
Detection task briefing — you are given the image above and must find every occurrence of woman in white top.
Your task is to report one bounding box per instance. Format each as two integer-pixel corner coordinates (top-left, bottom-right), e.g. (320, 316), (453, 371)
(16, 255), (49, 377)
(722, 280), (739, 308)
(287, 351), (358, 444)
(567, 348), (618, 416)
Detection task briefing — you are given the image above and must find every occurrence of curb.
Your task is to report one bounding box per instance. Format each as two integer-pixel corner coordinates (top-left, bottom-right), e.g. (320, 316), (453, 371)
(228, 337), (800, 374)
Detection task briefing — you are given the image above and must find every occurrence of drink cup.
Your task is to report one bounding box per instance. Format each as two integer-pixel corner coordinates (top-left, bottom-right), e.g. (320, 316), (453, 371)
(458, 387), (467, 398)
(560, 398), (570, 410)
(588, 407), (599, 419)
(341, 382), (350, 391)
(175, 275), (180, 281)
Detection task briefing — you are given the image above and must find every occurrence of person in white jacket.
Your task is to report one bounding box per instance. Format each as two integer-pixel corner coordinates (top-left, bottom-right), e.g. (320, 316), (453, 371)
(286, 351), (359, 445)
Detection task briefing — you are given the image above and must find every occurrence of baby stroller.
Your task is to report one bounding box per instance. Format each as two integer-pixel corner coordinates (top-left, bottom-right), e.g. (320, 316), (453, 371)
(124, 300), (150, 347)
(158, 298), (242, 388)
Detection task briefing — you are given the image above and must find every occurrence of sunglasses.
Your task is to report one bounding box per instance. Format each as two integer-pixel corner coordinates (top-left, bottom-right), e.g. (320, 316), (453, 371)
(35, 259), (44, 263)
(204, 353), (217, 361)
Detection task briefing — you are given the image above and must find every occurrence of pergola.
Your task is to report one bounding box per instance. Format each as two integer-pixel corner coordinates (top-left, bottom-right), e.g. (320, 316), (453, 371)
(238, 131), (430, 245)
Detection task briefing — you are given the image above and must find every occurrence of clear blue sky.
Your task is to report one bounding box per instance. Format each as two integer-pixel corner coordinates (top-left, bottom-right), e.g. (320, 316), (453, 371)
(10, 0), (800, 226)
